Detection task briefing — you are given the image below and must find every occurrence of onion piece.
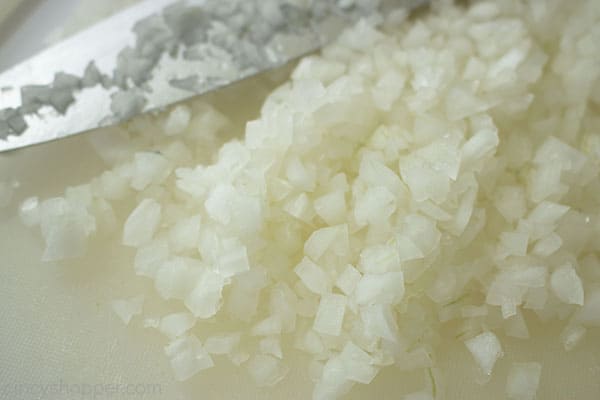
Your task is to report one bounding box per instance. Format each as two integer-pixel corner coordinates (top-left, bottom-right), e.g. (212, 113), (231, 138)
(506, 362), (542, 400)
(550, 265), (584, 305)
(246, 354), (289, 387)
(122, 199), (162, 247)
(159, 312), (196, 339)
(111, 295), (144, 325)
(164, 335), (214, 381)
(313, 294), (347, 336)
(464, 332), (503, 376)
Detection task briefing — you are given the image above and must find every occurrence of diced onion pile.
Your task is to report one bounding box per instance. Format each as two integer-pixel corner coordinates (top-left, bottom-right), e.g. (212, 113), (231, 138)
(20, 0), (600, 399)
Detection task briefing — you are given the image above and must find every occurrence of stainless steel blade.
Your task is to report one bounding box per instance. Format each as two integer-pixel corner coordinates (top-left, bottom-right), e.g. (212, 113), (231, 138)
(0, 0), (426, 152)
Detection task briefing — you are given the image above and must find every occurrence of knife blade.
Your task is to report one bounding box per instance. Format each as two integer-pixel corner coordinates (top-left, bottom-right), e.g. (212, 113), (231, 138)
(0, 0), (426, 152)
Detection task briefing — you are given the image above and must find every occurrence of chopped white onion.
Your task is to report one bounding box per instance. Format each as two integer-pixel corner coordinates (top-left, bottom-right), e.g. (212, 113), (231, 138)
(246, 354), (289, 387)
(550, 265), (584, 306)
(185, 269), (228, 318)
(134, 239), (169, 278)
(164, 335), (214, 381)
(294, 257), (332, 295)
(22, 0), (600, 397)
(560, 325), (587, 351)
(360, 304), (399, 342)
(111, 295), (144, 325)
(122, 199), (162, 247)
(506, 362), (542, 400)
(19, 196), (40, 226)
(575, 289), (600, 327)
(354, 271), (405, 306)
(335, 265), (362, 296)
(159, 312), (196, 339)
(251, 315), (283, 336)
(339, 342), (378, 384)
(130, 152), (171, 191)
(313, 294), (347, 336)
(464, 332), (503, 376)
(164, 104), (191, 136)
(154, 258), (193, 300)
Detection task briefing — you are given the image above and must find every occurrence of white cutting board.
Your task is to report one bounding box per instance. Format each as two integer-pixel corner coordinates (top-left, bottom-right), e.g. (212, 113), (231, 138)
(0, 3), (599, 400)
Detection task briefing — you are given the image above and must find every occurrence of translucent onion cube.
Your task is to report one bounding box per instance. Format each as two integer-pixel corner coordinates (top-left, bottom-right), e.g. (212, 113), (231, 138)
(283, 192), (315, 223)
(294, 257), (332, 295)
(550, 265), (584, 305)
(506, 362), (542, 400)
(335, 265), (362, 295)
(134, 239), (169, 278)
(217, 240), (250, 277)
(286, 156), (316, 192)
(498, 231), (529, 258)
(111, 295), (144, 325)
(164, 335), (214, 381)
(164, 104), (191, 136)
(464, 331), (503, 375)
(354, 186), (397, 226)
(359, 156), (405, 196)
(313, 357), (352, 400)
(360, 304), (399, 342)
(532, 233), (562, 257)
(493, 186), (527, 223)
(314, 191), (347, 225)
(534, 136), (586, 172)
(574, 289), (600, 327)
(122, 198), (162, 247)
(372, 70), (406, 111)
(560, 325), (586, 351)
(41, 217), (89, 262)
(445, 85), (491, 121)
(354, 271), (405, 306)
(155, 258), (192, 300)
(339, 342), (378, 384)
(461, 119), (499, 165)
(269, 283), (298, 333)
(205, 184), (235, 224)
(313, 294), (347, 336)
(246, 355), (289, 387)
(184, 269), (227, 318)
(19, 196), (40, 227)
(358, 244), (400, 274)
(401, 214), (440, 256)
(396, 234), (424, 262)
(159, 312), (196, 339)
(304, 225), (349, 261)
(168, 215), (201, 253)
(130, 152), (171, 191)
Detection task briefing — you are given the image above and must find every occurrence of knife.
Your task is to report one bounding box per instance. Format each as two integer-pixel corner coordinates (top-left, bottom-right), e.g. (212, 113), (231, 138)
(0, 0), (426, 152)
